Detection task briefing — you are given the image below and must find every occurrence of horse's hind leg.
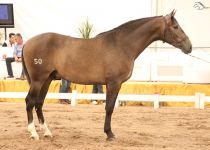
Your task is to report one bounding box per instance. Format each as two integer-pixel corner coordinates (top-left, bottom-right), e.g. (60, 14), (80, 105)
(104, 81), (121, 141)
(35, 76), (53, 138)
(26, 81), (43, 140)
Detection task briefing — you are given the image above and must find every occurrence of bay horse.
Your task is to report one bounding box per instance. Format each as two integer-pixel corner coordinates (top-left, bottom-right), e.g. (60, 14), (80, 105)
(22, 10), (192, 140)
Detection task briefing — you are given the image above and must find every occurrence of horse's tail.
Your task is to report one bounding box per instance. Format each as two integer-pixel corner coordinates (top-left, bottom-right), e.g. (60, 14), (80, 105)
(22, 46), (31, 84)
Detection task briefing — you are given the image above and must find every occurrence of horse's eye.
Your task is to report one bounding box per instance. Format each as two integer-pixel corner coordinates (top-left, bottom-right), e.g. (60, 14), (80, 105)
(173, 25), (178, 29)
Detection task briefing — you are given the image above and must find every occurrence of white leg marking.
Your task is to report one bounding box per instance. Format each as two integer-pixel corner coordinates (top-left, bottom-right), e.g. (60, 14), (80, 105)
(28, 122), (39, 140)
(40, 123), (52, 137)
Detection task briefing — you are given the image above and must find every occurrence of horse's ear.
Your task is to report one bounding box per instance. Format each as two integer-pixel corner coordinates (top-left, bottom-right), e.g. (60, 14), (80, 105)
(170, 9), (176, 17)
(165, 10), (176, 24)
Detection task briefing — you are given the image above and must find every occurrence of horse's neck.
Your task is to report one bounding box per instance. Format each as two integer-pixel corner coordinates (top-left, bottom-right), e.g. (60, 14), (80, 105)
(118, 17), (164, 59)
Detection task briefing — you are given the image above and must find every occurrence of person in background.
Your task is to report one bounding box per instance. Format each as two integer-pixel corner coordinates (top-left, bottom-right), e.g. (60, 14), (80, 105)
(2, 33), (16, 47)
(92, 84), (104, 104)
(92, 84), (103, 94)
(59, 79), (71, 104)
(2, 33), (16, 60)
(5, 33), (25, 79)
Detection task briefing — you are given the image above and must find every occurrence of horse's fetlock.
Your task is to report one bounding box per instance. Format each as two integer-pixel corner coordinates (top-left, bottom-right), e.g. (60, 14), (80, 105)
(40, 123), (52, 137)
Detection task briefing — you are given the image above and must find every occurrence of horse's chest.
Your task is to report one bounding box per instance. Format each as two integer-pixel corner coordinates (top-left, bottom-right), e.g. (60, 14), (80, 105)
(112, 61), (134, 81)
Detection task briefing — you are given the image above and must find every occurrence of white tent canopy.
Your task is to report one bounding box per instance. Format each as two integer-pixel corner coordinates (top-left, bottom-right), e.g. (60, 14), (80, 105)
(0, 0), (152, 41)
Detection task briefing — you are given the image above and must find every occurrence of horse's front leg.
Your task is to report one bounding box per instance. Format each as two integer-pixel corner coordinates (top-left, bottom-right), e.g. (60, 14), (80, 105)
(104, 81), (121, 141)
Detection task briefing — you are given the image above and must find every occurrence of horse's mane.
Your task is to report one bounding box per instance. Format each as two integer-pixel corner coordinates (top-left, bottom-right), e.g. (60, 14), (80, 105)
(97, 16), (163, 37)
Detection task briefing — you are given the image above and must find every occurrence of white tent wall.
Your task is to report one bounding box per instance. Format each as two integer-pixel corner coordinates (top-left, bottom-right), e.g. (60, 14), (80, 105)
(0, 0), (152, 42)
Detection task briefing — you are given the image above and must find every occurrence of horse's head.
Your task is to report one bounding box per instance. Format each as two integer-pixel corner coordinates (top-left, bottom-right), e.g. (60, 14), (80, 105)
(163, 10), (192, 54)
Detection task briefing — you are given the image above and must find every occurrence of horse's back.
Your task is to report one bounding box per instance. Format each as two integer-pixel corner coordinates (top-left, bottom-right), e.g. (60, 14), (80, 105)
(24, 32), (67, 52)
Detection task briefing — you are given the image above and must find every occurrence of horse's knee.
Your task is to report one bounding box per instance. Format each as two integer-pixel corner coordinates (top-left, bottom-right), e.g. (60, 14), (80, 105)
(106, 109), (114, 117)
(105, 104), (115, 116)
(26, 97), (35, 111)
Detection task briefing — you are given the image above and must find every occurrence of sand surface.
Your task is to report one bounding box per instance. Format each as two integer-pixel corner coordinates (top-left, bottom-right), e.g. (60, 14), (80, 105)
(0, 102), (210, 150)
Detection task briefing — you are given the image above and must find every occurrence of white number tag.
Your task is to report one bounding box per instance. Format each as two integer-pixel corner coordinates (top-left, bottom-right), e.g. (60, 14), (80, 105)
(34, 58), (42, 64)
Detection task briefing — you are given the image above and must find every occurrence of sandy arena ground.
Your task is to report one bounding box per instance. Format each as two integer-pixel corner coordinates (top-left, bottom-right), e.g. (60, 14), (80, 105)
(0, 102), (210, 150)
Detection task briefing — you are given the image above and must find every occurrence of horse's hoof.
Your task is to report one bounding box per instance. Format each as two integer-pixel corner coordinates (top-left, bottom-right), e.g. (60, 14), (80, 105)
(30, 135), (39, 140)
(44, 130), (53, 138)
(106, 136), (116, 141)
(44, 133), (53, 138)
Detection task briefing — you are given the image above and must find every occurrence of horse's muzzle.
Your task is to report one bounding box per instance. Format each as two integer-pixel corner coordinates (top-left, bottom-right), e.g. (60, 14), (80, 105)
(181, 39), (192, 54)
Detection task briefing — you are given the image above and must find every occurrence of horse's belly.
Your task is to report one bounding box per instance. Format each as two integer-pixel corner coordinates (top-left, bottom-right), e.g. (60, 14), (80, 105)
(69, 75), (105, 85)
(60, 67), (106, 84)
(57, 59), (134, 85)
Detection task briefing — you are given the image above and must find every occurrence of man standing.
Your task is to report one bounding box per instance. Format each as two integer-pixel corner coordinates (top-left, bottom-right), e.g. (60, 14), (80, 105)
(59, 79), (71, 104)
(92, 84), (104, 105)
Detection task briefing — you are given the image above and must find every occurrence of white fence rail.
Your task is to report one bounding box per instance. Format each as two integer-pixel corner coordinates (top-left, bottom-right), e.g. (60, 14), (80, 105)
(0, 91), (209, 109)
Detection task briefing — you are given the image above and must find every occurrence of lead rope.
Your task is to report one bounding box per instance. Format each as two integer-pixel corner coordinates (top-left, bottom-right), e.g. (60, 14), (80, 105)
(187, 54), (210, 63)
